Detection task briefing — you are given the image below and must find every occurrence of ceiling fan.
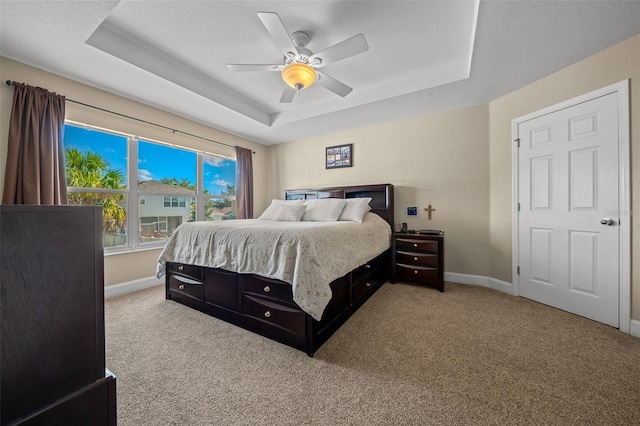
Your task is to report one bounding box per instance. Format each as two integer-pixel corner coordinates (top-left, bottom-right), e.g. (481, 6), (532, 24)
(227, 12), (369, 103)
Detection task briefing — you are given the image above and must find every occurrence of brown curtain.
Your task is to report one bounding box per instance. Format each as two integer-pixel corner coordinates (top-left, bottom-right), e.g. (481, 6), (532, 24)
(2, 83), (67, 205)
(235, 146), (253, 219)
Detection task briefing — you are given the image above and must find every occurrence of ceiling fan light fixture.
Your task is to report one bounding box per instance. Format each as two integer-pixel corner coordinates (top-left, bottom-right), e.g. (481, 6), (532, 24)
(281, 62), (316, 90)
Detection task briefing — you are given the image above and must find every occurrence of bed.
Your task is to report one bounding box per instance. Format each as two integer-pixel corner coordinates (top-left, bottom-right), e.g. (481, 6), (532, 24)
(157, 183), (394, 356)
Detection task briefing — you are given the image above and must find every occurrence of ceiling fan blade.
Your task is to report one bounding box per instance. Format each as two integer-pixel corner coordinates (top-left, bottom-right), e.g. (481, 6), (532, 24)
(279, 86), (297, 103)
(316, 71), (353, 97)
(257, 12), (298, 57)
(309, 34), (368, 68)
(227, 64), (283, 72)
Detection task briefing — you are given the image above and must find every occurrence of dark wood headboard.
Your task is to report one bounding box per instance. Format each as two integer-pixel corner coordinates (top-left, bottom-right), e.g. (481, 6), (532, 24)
(284, 183), (394, 227)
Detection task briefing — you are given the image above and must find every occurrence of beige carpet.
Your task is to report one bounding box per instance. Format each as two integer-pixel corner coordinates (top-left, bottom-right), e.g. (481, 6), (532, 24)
(105, 282), (640, 425)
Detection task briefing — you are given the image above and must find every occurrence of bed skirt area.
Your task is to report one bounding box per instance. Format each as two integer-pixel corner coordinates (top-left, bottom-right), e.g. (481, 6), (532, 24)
(165, 250), (390, 356)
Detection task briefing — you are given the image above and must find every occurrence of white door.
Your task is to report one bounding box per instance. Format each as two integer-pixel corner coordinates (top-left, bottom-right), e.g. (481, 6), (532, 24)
(517, 93), (619, 327)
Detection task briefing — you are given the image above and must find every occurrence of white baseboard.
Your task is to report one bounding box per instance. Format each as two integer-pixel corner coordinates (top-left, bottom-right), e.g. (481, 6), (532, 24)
(444, 272), (514, 295)
(630, 320), (640, 338)
(104, 276), (163, 299)
(488, 277), (515, 294)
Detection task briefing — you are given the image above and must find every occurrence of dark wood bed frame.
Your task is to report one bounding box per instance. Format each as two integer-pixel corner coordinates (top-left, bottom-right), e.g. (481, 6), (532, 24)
(165, 183), (394, 356)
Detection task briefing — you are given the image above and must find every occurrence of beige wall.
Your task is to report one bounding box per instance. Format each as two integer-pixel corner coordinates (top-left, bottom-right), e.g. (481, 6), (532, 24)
(0, 56), (268, 286)
(268, 104), (491, 276)
(488, 34), (640, 319)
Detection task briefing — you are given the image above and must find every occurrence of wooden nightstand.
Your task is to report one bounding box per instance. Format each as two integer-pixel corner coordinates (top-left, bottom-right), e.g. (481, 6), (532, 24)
(391, 233), (445, 291)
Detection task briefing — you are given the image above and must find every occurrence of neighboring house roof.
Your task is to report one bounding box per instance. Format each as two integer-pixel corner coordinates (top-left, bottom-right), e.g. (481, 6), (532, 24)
(138, 180), (196, 194)
(210, 207), (233, 217)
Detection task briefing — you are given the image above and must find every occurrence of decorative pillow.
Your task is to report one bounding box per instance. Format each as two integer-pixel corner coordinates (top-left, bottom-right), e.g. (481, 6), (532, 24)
(273, 204), (307, 222)
(258, 199), (305, 220)
(339, 197), (372, 223)
(301, 198), (348, 222)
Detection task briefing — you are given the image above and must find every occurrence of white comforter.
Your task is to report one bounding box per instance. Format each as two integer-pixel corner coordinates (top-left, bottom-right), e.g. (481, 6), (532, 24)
(156, 213), (391, 320)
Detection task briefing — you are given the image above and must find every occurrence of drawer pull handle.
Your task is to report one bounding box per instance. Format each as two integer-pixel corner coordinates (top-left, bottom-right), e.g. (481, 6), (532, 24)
(264, 311), (271, 318)
(414, 270), (418, 274)
(413, 243), (418, 247)
(179, 284), (185, 290)
(178, 265), (184, 271)
(264, 286), (271, 293)
(414, 257), (418, 261)
(366, 264), (371, 269)
(366, 282), (371, 287)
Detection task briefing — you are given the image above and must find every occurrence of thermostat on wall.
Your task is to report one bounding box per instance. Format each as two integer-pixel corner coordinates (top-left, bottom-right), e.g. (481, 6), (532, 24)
(407, 206), (417, 216)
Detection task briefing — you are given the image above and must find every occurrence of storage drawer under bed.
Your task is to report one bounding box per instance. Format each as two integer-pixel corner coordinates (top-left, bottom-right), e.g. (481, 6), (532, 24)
(167, 263), (203, 281)
(242, 295), (306, 336)
(239, 274), (295, 305)
(351, 279), (375, 303)
(351, 252), (387, 283)
(168, 274), (203, 301)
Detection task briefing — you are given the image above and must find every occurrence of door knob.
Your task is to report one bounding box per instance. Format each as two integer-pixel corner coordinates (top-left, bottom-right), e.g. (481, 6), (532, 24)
(600, 218), (615, 225)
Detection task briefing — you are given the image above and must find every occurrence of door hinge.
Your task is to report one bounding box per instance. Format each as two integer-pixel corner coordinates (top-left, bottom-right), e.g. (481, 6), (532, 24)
(515, 138), (521, 148)
(517, 266), (520, 275)
(518, 202), (520, 211)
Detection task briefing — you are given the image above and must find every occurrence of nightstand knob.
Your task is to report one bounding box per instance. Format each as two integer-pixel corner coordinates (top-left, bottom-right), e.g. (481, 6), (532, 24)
(264, 311), (271, 318)
(178, 265), (184, 271)
(179, 284), (185, 290)
(414, 257), (418, 261)
(366, 282), (371, 287)
(413, 243), (418, 247)
(414, 270), (418, 275)
(264, 286), (271, 293)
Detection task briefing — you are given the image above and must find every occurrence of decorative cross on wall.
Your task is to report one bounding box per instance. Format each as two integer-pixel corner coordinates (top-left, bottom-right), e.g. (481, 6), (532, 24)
(424, 203), (436, 220)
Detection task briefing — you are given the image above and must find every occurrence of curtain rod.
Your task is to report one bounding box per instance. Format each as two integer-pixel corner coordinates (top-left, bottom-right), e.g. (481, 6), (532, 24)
(5, 80), (255, 154)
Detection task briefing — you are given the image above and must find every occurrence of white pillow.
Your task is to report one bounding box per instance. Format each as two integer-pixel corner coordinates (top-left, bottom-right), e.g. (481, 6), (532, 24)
(339, 197), (372, 223)
(273, 204), (307, 222)
(258, 199), (305, 220)
(302, 198), (348, 222)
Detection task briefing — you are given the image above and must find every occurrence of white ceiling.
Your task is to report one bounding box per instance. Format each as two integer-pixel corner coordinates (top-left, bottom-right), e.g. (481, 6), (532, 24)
(1, 1), (639, 146)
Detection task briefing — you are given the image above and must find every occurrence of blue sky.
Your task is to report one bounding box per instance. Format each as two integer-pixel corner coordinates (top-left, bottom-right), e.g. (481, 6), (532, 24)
(63, 124), (236, 195)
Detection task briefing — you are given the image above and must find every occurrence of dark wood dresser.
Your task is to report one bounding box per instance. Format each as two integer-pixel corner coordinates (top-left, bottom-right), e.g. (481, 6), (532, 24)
(0, 205), (117, 426)
(391, 233), (445, 291)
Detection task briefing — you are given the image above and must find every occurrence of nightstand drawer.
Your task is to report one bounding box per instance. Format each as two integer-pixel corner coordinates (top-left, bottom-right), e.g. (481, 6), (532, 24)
(396, 251), (439, 268)
(242, 295), (305, 336)
(169, 274), (203, 300)
(396, 238), (439, 253)
(396, 264), (439, 282)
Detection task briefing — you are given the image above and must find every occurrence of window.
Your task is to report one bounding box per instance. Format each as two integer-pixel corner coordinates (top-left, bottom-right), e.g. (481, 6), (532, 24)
(63, 125), (128, 248)
(138, 140), (197, 244)
(63, 122), (236, 251)
(163, 197), (187, 208)
(203, 152), (237, 220)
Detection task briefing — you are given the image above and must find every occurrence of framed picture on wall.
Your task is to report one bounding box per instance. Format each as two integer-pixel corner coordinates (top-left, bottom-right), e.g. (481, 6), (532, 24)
(325, 143), (353, 169)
